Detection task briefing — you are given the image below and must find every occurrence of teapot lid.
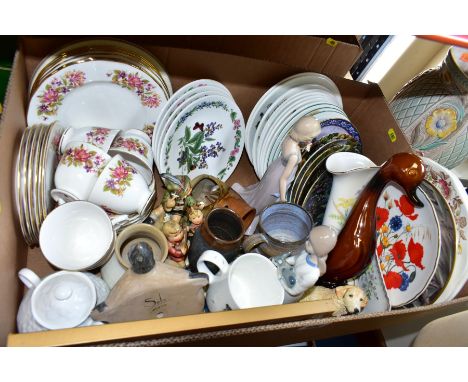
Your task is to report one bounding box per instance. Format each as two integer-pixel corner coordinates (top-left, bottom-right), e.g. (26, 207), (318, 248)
(31, 271), (96, 330)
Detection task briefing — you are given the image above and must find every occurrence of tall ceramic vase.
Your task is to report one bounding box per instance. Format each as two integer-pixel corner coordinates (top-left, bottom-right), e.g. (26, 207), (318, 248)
(390, 46), (468, 169)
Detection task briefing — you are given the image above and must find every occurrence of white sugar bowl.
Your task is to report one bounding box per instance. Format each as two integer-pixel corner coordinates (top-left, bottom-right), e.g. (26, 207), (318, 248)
(17, 268), (109, 333)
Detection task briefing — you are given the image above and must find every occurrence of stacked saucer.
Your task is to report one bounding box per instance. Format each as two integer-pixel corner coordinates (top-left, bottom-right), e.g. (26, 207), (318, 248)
(153, 79), (245, 181)
(15, 123), (66, 246)
(246, 72), (361, 178)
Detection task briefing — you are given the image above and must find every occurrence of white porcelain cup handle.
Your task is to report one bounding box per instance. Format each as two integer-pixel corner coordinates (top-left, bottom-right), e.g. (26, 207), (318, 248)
(196, 250), (229, 283)
(18, 268), (41, 289)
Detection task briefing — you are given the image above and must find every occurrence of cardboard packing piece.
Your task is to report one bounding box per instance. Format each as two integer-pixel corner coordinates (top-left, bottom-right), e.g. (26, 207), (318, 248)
(2, 36), (468, 347)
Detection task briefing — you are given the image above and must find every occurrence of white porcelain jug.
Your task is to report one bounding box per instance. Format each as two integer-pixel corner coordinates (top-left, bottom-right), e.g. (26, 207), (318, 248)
(322, 152), (379, 233)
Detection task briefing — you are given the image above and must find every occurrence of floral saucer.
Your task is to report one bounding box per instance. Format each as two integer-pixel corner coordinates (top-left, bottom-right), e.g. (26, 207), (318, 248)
(406, 180), (457, 306)
(422, 157), (468, 302)
(28, 60), (167, 131)
(375, 184), (441, 307)
(159, 95), (245, 181)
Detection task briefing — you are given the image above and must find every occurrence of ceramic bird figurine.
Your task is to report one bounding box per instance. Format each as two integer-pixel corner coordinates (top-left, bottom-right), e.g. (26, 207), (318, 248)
(321, 152), (425, 285)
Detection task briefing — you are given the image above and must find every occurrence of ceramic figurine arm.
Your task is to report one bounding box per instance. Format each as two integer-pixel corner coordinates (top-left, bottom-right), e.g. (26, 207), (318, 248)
(279, 153), (299, 201)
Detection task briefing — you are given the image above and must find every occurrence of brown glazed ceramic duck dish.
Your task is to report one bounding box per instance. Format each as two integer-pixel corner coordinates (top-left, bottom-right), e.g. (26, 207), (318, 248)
(321, 153), (425, 286)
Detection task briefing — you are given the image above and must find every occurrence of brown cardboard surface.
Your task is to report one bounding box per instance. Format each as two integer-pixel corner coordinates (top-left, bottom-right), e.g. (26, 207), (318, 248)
(0, 37), (465, 347)
(0, 51), (29, 345)
(20, 36), (361, 78)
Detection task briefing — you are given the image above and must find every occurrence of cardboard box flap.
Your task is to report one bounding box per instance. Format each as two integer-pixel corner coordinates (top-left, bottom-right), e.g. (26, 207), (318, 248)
(20, 35), (361, 78)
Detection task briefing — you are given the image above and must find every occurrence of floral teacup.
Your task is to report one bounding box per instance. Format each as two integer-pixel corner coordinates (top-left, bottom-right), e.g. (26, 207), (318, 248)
(59, 126), (120, 154)
(88, 154), (152, 215)
(109, 130), (154, 185)
(53, 142), (111, 202)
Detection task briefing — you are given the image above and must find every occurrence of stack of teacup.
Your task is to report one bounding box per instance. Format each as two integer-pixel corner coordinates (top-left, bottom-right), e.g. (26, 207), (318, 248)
(38, 124), (156, 272)
(53, 125), (154, 215)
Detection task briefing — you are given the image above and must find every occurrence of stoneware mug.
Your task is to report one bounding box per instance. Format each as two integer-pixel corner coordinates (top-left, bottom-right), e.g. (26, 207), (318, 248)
(109, 129), (154, 185)
(213, 188), (256, 230)
(197, 250), (285, 312)
(53, 141), (111, 202)
(187, 207), (245, 272)
(59, 126), (120, 154)
(88, 154), (153, 215)
(243, 202), (313, 257)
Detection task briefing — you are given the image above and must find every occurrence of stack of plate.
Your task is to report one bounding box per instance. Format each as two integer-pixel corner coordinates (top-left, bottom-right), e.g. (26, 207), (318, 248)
(27, 39), (171, 131)
(287, 135), (361, 225)
(153, 79), (245, 181)
(246, 72), (361, 178)
(15, 122), (66, 246)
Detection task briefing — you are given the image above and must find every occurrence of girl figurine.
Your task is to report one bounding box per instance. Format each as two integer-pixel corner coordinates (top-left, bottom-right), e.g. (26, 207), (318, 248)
(162, 218), (189, 268)
(232, 116), (321, 232)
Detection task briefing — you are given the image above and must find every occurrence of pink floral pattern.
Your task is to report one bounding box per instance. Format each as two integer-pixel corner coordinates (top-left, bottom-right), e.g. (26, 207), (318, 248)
(107, 70), (161, 108)
(112, 137), (149, 158)
(86, 128), (112, 147)
(37, 71), (86, 120)
(103, 159), (137, 196)
(61, 144), (107, 174)
(143, 124), (154, 141)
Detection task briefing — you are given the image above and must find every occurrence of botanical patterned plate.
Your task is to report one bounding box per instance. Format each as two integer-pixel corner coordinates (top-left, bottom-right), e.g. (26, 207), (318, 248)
(375, 184), (441, 307)
(153, 79), (231, 153)
(246, 72), (342, 161)
(28, 60), (167, 131)
(159, 95), (245, 181)
(353, 255), (391, 313)
(422, 157), (468, 302)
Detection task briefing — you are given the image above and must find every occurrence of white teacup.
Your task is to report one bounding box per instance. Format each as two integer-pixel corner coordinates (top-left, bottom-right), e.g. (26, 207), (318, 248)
(88, 154), (152, 215)
(59, 126), (120, 154)
(109, 130), (154, 185)
(197, 250), (285, 312)
(54, 142), (111, 202)
(39, 201), (115, 271)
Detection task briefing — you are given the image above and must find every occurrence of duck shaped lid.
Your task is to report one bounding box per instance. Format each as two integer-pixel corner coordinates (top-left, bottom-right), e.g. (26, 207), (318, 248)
(31, 271), (96, 330)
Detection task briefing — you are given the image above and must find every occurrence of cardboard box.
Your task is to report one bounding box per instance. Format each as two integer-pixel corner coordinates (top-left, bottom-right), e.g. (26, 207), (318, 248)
(2, 36), (468, 346)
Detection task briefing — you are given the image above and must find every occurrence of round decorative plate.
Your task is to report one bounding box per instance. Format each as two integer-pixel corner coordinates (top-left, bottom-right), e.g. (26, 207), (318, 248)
(153, 80), (231, 152)
(375, 184), (441, 307)
(28, 60), (167, 131)
(422, 157), (468, 302)
(406, 180), (457, 306)
(160, 95), (245, 180)
(246, 72), (342, 160)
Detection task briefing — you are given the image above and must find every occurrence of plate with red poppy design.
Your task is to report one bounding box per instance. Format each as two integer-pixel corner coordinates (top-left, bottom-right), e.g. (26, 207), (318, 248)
(375, 184), (441, 307)
(27, 60), (167, 131)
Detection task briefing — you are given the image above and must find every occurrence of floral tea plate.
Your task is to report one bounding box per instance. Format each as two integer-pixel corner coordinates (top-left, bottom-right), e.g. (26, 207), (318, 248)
(422, 157), (468, 302)
(159, 95), (245, 180)
(406, 180), (457, 306)
(28, 60), (167, 130)
(246, 72), (342, 160)
(375, 184), (441, 307)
